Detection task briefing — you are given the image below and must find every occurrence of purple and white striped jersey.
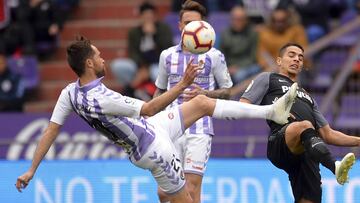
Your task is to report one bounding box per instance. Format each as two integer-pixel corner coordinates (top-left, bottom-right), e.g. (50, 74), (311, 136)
(155, 44), (233, 135)
(50, 77), (155, 161)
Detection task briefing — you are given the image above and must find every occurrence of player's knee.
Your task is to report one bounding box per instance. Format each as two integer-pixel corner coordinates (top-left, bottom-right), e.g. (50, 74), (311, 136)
(299, 120), (314, 129)
(157, 187), (169, 202)
(294, 120), (314, 133)
(193, 95), (210, 109)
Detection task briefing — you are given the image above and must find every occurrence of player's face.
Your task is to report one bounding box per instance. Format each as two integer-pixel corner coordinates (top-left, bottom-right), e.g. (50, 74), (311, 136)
(277, 46), (304, 77)
(90, 45), (106, 78)
(179, 11), (202, 31)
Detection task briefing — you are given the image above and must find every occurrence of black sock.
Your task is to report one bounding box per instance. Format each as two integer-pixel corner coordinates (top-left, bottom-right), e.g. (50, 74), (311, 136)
(300, 128), (336, 174)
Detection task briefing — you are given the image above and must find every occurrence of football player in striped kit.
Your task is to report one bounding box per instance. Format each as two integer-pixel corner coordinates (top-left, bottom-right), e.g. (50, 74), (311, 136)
(16, 36), (297, 203)
(154, 1), (235, 202)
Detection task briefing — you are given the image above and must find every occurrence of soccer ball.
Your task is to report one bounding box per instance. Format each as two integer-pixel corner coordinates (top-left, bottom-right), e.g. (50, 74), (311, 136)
(181, 20), (216, 54)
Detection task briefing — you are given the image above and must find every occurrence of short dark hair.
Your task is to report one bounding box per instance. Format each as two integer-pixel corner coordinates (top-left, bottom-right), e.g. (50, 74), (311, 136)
(139, 2), (155, 14)
(66, 36), (95, 77)
(278, 43), (304, 57)
(179, 0), (207, 20)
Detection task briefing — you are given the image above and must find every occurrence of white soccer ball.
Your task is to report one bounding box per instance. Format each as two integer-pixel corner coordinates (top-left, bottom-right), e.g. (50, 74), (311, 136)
(181, 20), (216, 54)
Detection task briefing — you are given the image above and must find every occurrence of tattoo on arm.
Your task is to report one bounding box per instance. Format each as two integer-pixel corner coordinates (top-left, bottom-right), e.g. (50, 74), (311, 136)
(205, 88), (231, 99)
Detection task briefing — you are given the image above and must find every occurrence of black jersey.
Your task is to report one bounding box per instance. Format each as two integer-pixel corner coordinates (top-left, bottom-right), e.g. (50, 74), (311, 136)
(242, 72), (328, 133)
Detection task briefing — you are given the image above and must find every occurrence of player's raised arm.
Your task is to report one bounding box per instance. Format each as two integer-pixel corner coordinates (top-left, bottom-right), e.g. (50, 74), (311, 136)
(141, 57), (201, 116)
(16, 122), (61, 192)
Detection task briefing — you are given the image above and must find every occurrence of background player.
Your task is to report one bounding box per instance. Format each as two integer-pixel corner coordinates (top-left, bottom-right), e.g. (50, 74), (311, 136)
(240, 43), (359, 203)
(154, 1), (232, 202)
(16, 37), (297, 203)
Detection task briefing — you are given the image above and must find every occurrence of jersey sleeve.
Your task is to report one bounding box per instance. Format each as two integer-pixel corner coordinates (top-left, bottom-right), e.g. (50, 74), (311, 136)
(212, 51), (233, 88)
(313, 100), (329, 128)
(155, 50), (168, 90)
(100, 93), (145, 119)
(241, 72), (271, 104)
(50, 88), (73, 125)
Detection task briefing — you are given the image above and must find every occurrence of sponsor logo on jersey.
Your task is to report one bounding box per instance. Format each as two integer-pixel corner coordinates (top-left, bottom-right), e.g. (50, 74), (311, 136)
(278, 79), (288, 83)
(281, 85), (313, 104)
(169, 74), (210, 84)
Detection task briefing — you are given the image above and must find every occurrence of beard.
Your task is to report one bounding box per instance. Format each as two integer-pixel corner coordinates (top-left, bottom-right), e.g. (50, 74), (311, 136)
(95, 66), (106, 78)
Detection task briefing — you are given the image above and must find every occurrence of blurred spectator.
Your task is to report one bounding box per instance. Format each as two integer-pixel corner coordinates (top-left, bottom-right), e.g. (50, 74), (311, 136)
(257, 7), (308, 71)
(29, 0), (64, 57)
(111, 1), (173, 100)
(0, 0), (35, 56)
(53, 0), (80, 13)
(291, 0), (330, 42)
(356, 0), (360, 13)
(0, 0), (10, 30)
(0, 53), (25, 111)
(240, 0), (291, 24)
(219, 5), (260, 85)
(172, 0), (246, 12)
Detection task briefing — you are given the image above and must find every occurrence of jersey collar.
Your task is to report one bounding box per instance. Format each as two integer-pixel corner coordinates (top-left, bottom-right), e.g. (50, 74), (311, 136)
(76, 76), (104, 92)
(175, 42), (183, 52)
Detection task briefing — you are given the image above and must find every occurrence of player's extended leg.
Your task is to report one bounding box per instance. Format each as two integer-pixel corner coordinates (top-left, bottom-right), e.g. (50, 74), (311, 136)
(284, 120), (355, 185)
(185, 173), (202, 203)
(167, 187), (193, 203)
(158, 175), (203, 203)
(180, 82), (298, 130)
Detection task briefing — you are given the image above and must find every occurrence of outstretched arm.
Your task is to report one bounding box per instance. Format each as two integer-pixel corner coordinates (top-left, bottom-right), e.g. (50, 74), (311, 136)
(16, 122), (61, 192)
(153, 88), (167, 98)
(318, 125), (360, 147)
(141, 58), (200, 116)
(183, 84), (231, 100)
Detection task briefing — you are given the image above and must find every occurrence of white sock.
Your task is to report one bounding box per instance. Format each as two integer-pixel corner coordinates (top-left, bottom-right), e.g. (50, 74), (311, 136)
(212, 99), (272, 120)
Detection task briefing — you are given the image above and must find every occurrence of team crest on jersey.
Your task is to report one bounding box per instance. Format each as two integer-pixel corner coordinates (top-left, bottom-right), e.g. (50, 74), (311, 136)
(168, 112), (174, 120)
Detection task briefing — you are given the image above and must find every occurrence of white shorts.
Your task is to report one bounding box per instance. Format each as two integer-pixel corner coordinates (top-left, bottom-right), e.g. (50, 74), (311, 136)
(132, 107), (186, 194)
(174, 131), (212, 176)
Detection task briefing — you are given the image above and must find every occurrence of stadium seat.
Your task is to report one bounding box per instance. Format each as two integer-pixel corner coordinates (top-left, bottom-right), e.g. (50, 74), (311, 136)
(334, 94), (360, 131)
(208, 12), (230, 34)
(207, 12), (230, 47)
(312, 94), (334, 124)
(7, 56), (39, 90)
(333, 10), (360, 46)
(164, 12), (181, 43)
(310, 48), (348, 90)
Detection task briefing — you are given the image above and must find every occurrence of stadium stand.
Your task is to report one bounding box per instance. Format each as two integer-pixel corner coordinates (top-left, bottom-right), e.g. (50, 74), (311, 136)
(15, 0), (360, 158)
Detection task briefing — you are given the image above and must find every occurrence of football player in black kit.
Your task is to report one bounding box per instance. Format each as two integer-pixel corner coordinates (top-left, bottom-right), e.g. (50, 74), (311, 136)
(240, 43), (360, 203)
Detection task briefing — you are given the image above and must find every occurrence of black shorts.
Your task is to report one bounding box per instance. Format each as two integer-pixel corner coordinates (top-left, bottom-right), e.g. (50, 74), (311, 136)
(267, 125), (322, 203)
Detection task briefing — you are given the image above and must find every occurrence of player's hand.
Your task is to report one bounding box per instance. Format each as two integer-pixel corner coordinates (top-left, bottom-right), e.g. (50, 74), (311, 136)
(183, 84), (207, 101)
(181, 57), (203, 87)
(16, 171), (34, 192)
